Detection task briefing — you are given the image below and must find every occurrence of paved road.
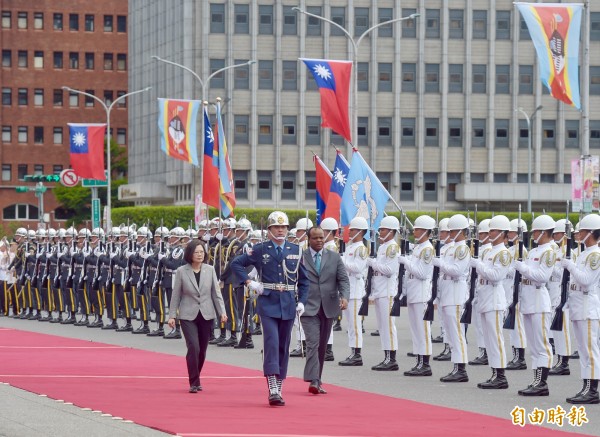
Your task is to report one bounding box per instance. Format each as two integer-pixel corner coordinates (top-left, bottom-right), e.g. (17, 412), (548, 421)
(0, 311), (596, 436)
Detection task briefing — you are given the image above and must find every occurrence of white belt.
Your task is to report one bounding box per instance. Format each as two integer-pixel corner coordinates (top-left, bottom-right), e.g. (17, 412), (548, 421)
(373, 272), (390, 277)
(569, 284), (589, 294)
(479, 279), (499, 286)
(441, 274), (459, 281)
(522, 279), (543, 288)
(263, 283), (296, 292)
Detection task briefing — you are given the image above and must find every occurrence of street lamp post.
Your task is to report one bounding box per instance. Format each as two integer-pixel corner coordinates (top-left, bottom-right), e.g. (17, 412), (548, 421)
(62, 86), (152, 229)
(293, 7), (419, 146)
(151, 56), (255, 202)
(517, 105), (543, 213)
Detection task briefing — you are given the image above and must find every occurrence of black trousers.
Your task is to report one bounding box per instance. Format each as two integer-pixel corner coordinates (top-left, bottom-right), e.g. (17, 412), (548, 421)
(150, 285), (166, 325)
(223, 283), (240, 332)
(180, 312), (213, 387)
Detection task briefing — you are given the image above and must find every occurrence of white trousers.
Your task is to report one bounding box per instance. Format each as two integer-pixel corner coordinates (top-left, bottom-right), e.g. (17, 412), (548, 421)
(522, 312), (553, 369)
(442, 305), (468, 363)
(407, 302), (432, 356)
(551, 308), (572, 357)
(437, 304), (447, 342)
(374, 296), (398, 351)
(509, 306), (528, 349)
(293, 313), (305, 346)
(572, 319), (600, 380)
(343, 298), (363, 349)
(473, 299), (486, 349)
(480, 310), (507, 369)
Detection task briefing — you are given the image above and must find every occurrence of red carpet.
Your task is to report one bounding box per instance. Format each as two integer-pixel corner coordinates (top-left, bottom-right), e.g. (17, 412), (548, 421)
(0, 328), (587, 437)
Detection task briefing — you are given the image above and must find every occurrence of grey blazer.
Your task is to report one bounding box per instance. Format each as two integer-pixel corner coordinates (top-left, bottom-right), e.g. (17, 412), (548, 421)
(302, 248), (350, 319)
(168, 263), (226, 321)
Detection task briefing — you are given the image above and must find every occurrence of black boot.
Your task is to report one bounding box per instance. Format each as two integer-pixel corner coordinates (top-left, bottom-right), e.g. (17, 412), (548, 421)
(433, 343), (451, 361)
(440, 363), (469, 382)
(88, 314), (104, 328)
(339, 348), (363, 366)
(324, 344), (334, 361)
(164, 327), (182, 339)
(549, 337), (555, 356)
(74, 315), (89, 326)
(218, 332), (238, 347)
(289, 340), (306, 357)
(478, 368), (509, 389)
(116, 318), (133, 332)
(432, 334), (444, 344)
(567, 379), (600, 405)
(507, 347), (517, 365)
(549, 355), (570, 375)
(101, 319), (118, 330)
(518, 368), (549, 396)
(132, 322), (150, 334)
(147, 325), (164, 336)
(375, 350), (399, 371)
(507, 347), (527, 370)
(371, 330), (380, 336)
(61, 312), (76, 324)
(404, 355), (432, 376)
(332, 319), (342, 332)
(209, 330), (227, 345)
(39, 311), (52, 322)
(267, 375), (285, 406)
(469, 348), (488, 365)
(569, 350), (579, 359)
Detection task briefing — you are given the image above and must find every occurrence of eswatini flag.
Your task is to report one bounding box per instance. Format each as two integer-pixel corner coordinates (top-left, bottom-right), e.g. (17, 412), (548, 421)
(516, 3), (583, 109)
(313, 154), (332, 225)
(202, 106), (220, 210)
(157, 98), (201, 165)
(67, 123), (106, 180)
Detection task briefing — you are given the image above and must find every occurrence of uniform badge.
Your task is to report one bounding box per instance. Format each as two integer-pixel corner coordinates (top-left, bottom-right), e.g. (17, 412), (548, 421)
(262, 253), (270, 264)
(386, 244), (398, 258)
(277, 216), (284, 224)
(541, 250), (557, 268)
(357, 246), (367, 259)
(496, 250), (511, 267)
(421, 247), (433, 263)
(587, 252), (600, 270)
(455, 245), (469, 260)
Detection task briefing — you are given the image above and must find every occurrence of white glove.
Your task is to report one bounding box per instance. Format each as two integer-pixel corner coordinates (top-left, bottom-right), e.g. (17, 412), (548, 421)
(158, 253), (166, 260)
(296, 302), (305, 317)
(247, 280), (264, 295)
(248, 267), (259, 281)
(514, 260), (524, 272)
(398, 255), (407, 265)
(366, 258), (375, 267)
(560, 257), (571, 269)
(202, 234), (211, 242)
(432, 257), (442, 267)
(469, 258), (480, 269)
(216, 233), (224, 241)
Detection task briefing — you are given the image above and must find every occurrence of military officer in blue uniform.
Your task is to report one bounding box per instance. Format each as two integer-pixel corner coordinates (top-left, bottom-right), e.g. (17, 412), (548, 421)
(231, 211), (309, 407)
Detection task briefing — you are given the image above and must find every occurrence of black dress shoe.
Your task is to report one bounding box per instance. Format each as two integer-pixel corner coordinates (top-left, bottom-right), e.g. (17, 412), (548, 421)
(372, 360), (399, 371)
(406, 352), (416, 357)
(404, 364), (432, 377)
(217, 336), (237, 347)
(332, 321), (342, 332)
(569, 351), (579, 360)
(371, 330), (380, 336)
(308, 380), (320, 394)
(324, 349), (334, 361)
(102, 322), (119, 330)
(289, 347), (305, 358)
(234, 339), (254, 349)
(132, 325), (150, 334)
(338, 353), (362, 366)
(164, 329), (182, 339)
(49, 318), (61, 324)
(209, 334), (226, 344)
(432, 335), (444, 344)
(39, 315), (52, 322)
(116, 323), (133, 332)
(87, 319), (104, 328)
(147, 327), (164, 336)
(268, 393), (285, 406)
(189, 385), (202, 393)
(252, 327), (262, 335)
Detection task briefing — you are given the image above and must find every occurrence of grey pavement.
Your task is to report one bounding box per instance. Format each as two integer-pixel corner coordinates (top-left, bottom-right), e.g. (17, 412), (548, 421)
(0, 310), (597, 436)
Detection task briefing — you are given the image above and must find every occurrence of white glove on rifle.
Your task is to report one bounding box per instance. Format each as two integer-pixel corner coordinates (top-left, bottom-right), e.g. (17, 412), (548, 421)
(247, 280), (264, 295)
(296, 302), (305, 317)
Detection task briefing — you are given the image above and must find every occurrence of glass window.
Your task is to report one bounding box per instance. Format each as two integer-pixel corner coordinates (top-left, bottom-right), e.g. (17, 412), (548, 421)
(104, 53), (113, 70)
(306, 6), (322, 36)
(53, 127), (63, 144)
(425, 9), (440, 39)
(2, 87), (11, 106)
(258, 115), (273, 144)
(234, 4), (249, 34)
(53, 51), (63, 69)
(18, 126), (27, 143)
(282, 61), (297, 91)
(377, 172), (391, 191)
(2, 126), (11, 142)
(69, 52), (79, 69)
(53, 165), (63, 175)
(33, 51), (43, 68)
(2, 164), (11, 181)
(117, 128), (126, 145)
(495, 119), (509, 148)
(449, 64), (463, 93)
(402, 8), (417, 38)
(520, 17), (531, 40)
(281, 171), (296, 200)
(257, 171), (272, 200)
(378, 117), (392, 146)
(356, 62), (369, 92)
(283, 6), (297, 35)
(234, 115), (249, 144)
(354, 7), (369, 37)
(447, 173), (462, 202)
(472, 64), (487, 93)
(85, 14), (94, 31)
(401, 118), (416, 147)
(330, 7), (346, 36)
(53, 89), (63, 106)
(117, 53), (126, 70)
(472, 119), (486, 147)
(69, 91), (79, 107)
(258, 5), (273, 35)
(234, 59), (249, 89)
(496, 11), (511, 40)
(104, 15), (113, 32)
(3, 204), (38, 220)
(34, 89), (43, 106)
(209, 58), (225, 88)
(282, 116), (297, 145)
(518, 119), (529, 149)
(400, 173), (414, 201)
(402, 63), (416, 92)
(305, 171), (316, 200)
(117, 15), (126, 32)
(378, 8), (393, 38)
(84, 90), (94, 107)
(519, 65), (533, 94)
(18, 88), (27, 105)
(306, 116), (320, 146)
(18, 164), (27, 180)
(104, 90), (113, 105)
(591, 12), (600, 41)
(258, 60), (273, 90)
(542, 119), (556, 148)
(85, 52), (94, 69)
(471, 173), (486, 183)
(357, 116), (368, 147)
(496, 64), (510, 94)
(378, 63), (392, 92)
(34, 12), (43, 29)
(494, 173), (509, 183)
(2, 50), (10, 67)
(590, 120), (600, 148)
(423, 173), (438, 202)
(233, 171), (248, 200)
(69, 13), (78, 31)
(590, 66), (600, 95)
(425, 118), (439, 146)
(34, 127), (44, 144)
(473, 10), (487, 39)
(1, 11), (10, 29)
(17, 11), (27, 29)
(448, 118), (463, 147)
(210, 3), (225, 33)
(117, 90), (126, 107)
(565, 120), (579, 149)
(53, 13), (62, 30)
(425, 63), (439, 93)
(18, 50), (27, 67)
(449, 9), (464, 39)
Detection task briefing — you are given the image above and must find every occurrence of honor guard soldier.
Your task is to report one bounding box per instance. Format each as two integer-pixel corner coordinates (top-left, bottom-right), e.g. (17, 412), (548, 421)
(432, 217), (452, 360)
(290, 217), (312, 357)
(147, 226), (169, 336)
(505, 219), (529, 370)
(0, 238), (13, 316)
(57, 228), (77, 324)
(101, 229), (119, 329)
(73, 229), (91, 326)
(368, 215), (400, 371)
(217, 218), (241, 347)
(111, 227), (133, 331)
(7, 228), (27, 317)
(85, 228), (104, 328)
(320, 217), (340, 361)
(469, 215), (511, 389)
(23, 229), (40, 319)
(161, 227), (186, 339)
(470, 219), (492, 366)
(513, 215), (556, 396)
(197, 220), (210, 243)
(400, 215), (435, 377)
(35, 229), (53, 322)
(434, 214), (471, 382)
(46, 229), (63, 323)
(208, 218), (229, 344)
(559, 213), (600, 404)
(338, 217), (369, 367)
(131, 226), (152, 334)
(232, 217), (255, 349)
(231, 210), (308, 407)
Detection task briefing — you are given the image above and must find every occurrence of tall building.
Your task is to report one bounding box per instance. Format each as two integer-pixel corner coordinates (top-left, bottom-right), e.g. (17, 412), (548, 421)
(0, 0), (128, 231)
(125, 0), (600, 212)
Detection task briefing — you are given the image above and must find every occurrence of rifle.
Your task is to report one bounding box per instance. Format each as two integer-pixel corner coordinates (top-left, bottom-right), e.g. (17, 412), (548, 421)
(504, 205), (523, 330)
(423, 210), (440, 322)
(551, 201), (571, 331)
(358, 229), (376, 316)
(461, 206), (478, 324)
(31, 242), (42, 289)
(65, 239), (76, 288)
(41, 241), (51, 288)
(390, 215), (407, 316)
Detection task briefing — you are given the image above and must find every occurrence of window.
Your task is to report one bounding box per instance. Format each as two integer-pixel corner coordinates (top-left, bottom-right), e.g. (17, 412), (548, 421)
(53, 13), (62, 30)
(449, 9), (464, 39)
(496, 64), (510, 94)
(69, 13), (78, 31)
(84, 90), (95, 107)
(542, 120), (556, 148)
(103, 15), (113, 32)
(590, 66), (600, 95)
(473, 10), (487, 39)
(18, 50), (27, 67)
(283, 6), (297, 35)
(117, 15), (126, 32)
(402, 63), (416, 92)
(378, 63), (392, 92)
(234, 59), (249, 89)
(281, 171), (296, 200)
(592, 12), (600, 41)
(471, 173), (485, 183)
(117, 128), (126, 145)
(282, 61), (297, 91)
(357, 116), (368, 147)
(53, 89), (63, 106)
(306, 116), (321, 146)
(53, 165), (63, 175)
(378, 8), (393, 38)
(209, 58), (225, 88)
(234, 115), (249, 144)
(447, 173), (462, 202)
(233, 171), (248, 200)
(103, 90), (113, 106)
(425, 118), (439, 146)
(259, 5), (273, 35)
(448, 118), (463, 147)
(2, 126), (11, 142)
(305, 171), (316, 200)
(282, 116), (297, 145)
(69, 91), (79, 107)
(424, 173), (438, 202)
(116, 90), (126, 107)
(496, 11), (511, 40)
(18, 126), (27, 143)
(18, 164), (27, 180)
(117, 54), (126, 71)
(85, 14), (94, 31)
(3, 204), (39, 221)
(378, 117), (392, 146)
(357, 62), (369, 92)
(401, 118), (416, 147)
(210, 3), (225, 33)
(377, 172), (391, 191)
(425, 63), (439, 93)
(85, 52), (94, 69)
(2, 164), (11, 181)
(18, 88), (27, 105)
(258, 60), (273, 90)
(257, 171), (272, 200)
(402, 8), (417, 38)
(354, 7), (369, 37)
(472, 64), (487, 93)
(34, 12), (43, 29)
(519, 119), (529, 149)
(540, 174), (555, 183)
(400, 173), (414, 201)
(33, 51), (43, 68)
(519, 65), (533, 94)
(53, 51), (63, 69)
(565, 120), (579, 149)
(2, 88), (11, 106)
(520, 17), (531, 40)
(425, 9), (440, 39)
(234, 4), (249, 34)
(472, 119), (486, 147)
(53, 127), (63, 144)
(104, 53), (113, 70)
(495, 119), (509, 148)
(1, 11), (10, 29)
(306, 6), (322, 36)
(2, 50), (10, 67)
(258, 115), (273, 144)
(330, 7), (346, 36)
(69, 52), (79, 69)
(494, 173), (509, 183)
(590, 120), (600, 148)
(449, 64), (463, 93)
(34, 127), (44, 144)
(517, 173), (529, 183)
(17, 11), (27, 29)
(34, 89), (43, 106)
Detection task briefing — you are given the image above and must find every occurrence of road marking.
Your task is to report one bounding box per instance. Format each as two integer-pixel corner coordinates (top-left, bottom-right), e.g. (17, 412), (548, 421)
(0, 346), (124, 349)
(0, 374), (262, 380)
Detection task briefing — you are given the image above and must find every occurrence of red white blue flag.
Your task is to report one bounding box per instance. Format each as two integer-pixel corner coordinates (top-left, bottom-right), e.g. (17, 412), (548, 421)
(202, 106), (220, 209)
(313, 154), (332, 225)
(67, 123), (106, 180)
(324, 150), (350, 223)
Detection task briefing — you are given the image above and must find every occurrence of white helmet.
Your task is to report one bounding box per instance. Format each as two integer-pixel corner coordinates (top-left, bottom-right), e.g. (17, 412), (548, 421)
(489, 215), (510, 231)
(185, 228), (198, 239)
(478, 219), (491, 234)
(349, 217), (368, 230)
(296, 217), (313, 230)
(288, 228), (297, 238)
(553, 219), (572, 234)
(236, 218), (252, 231)
(170, 227), (185, 238)
(413, 215), (436, 230)
(531, 215), (556, 232)
(15, 227), (27, 237)
(155, 226), (170, 238)
(27, 229), (36, 239)
(47, 228), (57, 239)
(447, 214), (469, 231)
(91, 227), (105, 238)
(110, 226), (122, 238)
(509, 218), (528, 233)
(57, 229), (67, 239)
(137, 226), (150, 239)
(65, 227), (76, 238)
(439, 218), (450, 232)
(250, 230), (262, 240)
(78, 228), (91, 238)
(210, 218), (223, 229)
(267, 211), (289, 227)
(575, 222), (580, 232)
(320, 217), (339, 231)
(223, 218), (237, 229)
(379, 216), (400, 231)
(579, 214), (600, 231)
(198, 219), (209, 231)
(35, 229), (47, 238)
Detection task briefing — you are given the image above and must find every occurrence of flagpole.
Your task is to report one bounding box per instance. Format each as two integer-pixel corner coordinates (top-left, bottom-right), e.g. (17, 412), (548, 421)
(61, 86), (151, 230)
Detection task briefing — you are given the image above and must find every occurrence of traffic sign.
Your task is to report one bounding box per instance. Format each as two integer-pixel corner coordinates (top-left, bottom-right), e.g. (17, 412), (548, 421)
(82, 170), (109, 187)
(92, 198), (101, 229)
(60, 169), (79, 187)
(15, 186), (29, 193)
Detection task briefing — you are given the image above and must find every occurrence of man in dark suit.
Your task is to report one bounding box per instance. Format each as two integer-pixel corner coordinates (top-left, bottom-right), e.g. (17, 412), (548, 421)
(301, 227), (350, 394)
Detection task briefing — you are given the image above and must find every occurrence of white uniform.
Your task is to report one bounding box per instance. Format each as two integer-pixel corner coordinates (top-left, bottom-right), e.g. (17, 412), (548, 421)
(473, 243), (492, 350)
(370, 239), (400, 351)
(341, 241), (368, 349)
(505, 244), (528, 350)
(402, 240), (434, 356)
(436, 241), (454, 344)
(549, 243), (573, 356)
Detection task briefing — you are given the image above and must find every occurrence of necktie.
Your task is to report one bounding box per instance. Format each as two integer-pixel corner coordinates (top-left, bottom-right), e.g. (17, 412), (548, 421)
(276, 246), (282, 258)
(315, 252), (321, 274)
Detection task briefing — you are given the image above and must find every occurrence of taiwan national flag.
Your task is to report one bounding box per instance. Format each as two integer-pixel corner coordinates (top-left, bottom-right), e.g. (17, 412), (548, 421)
(301, 58), (352, 143)
(313, 154), (332, 225)
(324, 150), (350, 223)
(202, 106), (220, 210)
(67, 123), (106, 180)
